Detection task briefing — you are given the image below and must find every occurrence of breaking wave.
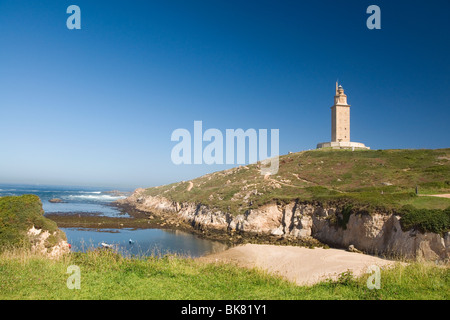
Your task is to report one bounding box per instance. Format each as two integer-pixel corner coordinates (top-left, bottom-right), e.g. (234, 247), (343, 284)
(67, 194), (126, 201)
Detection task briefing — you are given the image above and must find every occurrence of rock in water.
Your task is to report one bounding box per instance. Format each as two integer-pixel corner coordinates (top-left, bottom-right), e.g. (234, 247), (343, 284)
(49, 198), (64, 203)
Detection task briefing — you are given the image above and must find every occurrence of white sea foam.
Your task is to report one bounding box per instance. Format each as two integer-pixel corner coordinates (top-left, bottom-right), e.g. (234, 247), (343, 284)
(40, 190), (103, 194)
(67, 194), (126, 201)
(77, 191), (102, 194)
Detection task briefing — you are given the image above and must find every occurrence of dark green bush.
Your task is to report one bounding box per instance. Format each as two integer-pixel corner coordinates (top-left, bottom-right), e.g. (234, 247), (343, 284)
(337, 205), (353, 230)
(399, 205), (450, 235)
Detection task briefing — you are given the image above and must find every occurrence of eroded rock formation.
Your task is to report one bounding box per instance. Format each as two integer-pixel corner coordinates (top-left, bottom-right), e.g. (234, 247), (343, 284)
(119, 189), (449, 261)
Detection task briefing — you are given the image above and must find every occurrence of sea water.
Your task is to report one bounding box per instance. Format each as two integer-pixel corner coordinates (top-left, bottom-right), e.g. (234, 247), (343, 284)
(0, 184), (227, 257)
(0, 183), (128, 217)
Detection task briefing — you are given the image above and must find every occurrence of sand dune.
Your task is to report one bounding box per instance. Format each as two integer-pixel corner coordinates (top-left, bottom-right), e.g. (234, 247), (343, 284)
(200, 243), (397, 286)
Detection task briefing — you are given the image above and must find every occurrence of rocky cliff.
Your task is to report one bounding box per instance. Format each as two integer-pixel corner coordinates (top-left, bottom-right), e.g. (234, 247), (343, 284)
(119, 188), (449, 261)
(27, 226), (70, 258)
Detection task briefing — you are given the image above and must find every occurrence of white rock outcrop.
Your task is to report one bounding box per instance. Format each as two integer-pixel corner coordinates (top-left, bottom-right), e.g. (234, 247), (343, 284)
(119, 190), (449, 261)
(27, 226), (70, 259)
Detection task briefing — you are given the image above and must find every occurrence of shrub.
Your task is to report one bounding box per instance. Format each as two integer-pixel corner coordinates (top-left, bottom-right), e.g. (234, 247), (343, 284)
(399, 205), (450, 235)
(337, 204), (353, 230)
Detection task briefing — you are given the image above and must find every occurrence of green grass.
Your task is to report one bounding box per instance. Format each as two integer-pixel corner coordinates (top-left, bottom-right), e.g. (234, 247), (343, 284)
(0, 249), (448, 300)
(399, 195), (450, 210)
(140, 148), (450, 216)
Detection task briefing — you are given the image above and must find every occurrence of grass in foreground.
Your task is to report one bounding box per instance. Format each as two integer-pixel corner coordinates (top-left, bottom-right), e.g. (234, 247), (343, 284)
(0, 249), (448, 300)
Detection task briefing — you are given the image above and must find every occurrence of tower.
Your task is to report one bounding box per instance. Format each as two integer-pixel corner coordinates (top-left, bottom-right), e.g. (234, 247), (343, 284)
(331, 82), (350, 142)
(316, 82), (369, 150)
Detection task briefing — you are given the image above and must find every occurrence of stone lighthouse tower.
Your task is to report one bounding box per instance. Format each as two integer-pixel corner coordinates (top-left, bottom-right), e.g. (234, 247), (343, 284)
(332, 82), (350, 142)
(317, 82), (370, 150)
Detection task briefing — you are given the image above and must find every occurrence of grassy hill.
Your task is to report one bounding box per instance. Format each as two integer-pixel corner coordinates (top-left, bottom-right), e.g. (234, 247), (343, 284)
(142, 148), (450, 218)
(0, 195), (65, 251)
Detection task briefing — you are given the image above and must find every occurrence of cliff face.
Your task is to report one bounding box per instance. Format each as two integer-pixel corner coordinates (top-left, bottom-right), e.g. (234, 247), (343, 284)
(27, 226), (70, 258)
(120, 189), (449, 261)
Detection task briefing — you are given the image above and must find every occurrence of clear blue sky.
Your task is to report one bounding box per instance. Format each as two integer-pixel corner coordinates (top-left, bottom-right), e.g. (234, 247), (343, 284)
(0, 0), (449, 189)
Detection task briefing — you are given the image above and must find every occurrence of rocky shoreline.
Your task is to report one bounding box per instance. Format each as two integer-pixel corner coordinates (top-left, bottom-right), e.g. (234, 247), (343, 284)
(116, 202), (329, 248)
(46, 202), (326, 248)
(116, 189), (450, 261)
(46, 188), (450, 261)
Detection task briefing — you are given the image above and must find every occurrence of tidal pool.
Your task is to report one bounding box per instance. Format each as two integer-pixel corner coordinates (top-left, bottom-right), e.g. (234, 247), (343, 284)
(62, 227), (228, 258)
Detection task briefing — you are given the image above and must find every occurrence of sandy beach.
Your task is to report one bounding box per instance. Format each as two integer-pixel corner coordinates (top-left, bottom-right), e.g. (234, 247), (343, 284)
(200, 244), (397, 286)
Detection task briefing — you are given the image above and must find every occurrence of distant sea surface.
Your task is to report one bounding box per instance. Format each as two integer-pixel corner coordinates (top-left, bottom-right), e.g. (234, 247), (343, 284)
(0, 183), (130, 217)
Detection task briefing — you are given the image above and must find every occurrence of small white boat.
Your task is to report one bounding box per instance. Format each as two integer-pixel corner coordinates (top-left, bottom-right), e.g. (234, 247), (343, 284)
(101, 242), (114, 249)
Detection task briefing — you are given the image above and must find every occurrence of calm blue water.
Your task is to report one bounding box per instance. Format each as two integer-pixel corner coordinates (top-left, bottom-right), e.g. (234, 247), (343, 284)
(0, 183), (129, 217)
(62, 227), (228, 258)
(0, 184), (227, 257)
